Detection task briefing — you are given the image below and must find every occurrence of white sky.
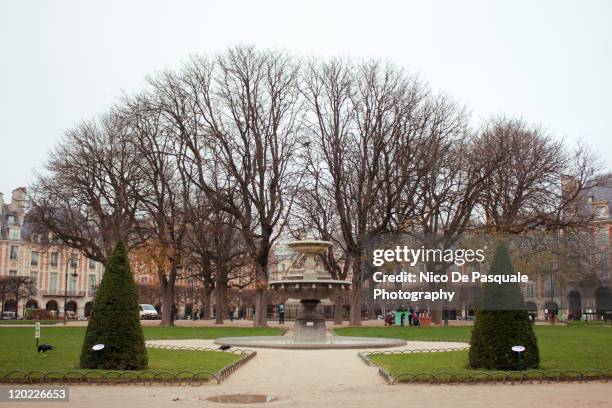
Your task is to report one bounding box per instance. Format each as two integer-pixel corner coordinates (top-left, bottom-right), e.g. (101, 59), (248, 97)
(1, 0), (611, 196)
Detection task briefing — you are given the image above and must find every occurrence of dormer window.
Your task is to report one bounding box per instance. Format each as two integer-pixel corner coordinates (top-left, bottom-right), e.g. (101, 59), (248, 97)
(594, 204), (609, 219)
(9, 228), (19, 240)
(7, 215), (16, 224)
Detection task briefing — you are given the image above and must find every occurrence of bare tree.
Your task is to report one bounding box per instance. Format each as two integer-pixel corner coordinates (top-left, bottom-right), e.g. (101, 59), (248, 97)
(474, 117), (606, 233)
(2, 276), (37, 318)
(0, 277), (12, 319)
(122, 98), (193, 326)
(302, 59), (431, 325)
(291, 146), (351, 324)
(171, 46), (304, 327)
(187, 193), (247, 323)
(28, 113), (145, 264)
(403, 99), (500, 323)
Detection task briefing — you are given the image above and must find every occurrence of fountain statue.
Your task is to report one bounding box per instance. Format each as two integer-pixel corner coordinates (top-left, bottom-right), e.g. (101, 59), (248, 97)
(214, 233), (406, 349)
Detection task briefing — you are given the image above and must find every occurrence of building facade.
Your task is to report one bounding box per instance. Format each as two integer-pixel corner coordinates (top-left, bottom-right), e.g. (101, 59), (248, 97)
(0, 188), (105, 319)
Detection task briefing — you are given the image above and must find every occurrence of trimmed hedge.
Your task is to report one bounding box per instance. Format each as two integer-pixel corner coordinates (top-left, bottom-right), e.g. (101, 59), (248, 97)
(469, 243), (539, 370)
(80, 241), (148, 369)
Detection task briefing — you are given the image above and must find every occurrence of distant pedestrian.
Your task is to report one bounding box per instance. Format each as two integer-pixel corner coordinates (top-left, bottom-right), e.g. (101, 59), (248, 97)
(278, 303), (285, 324)
(408, 308), (413, 326)
(228, 306), (235, 321)
(400, 312), (405, 326)
(412, 311), (420, 327)
(384, 312), (394, 327)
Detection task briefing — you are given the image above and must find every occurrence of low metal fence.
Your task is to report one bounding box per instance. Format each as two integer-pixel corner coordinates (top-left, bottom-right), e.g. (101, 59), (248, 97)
(359, 348), (612, 385)
(0, 345), (256, 385)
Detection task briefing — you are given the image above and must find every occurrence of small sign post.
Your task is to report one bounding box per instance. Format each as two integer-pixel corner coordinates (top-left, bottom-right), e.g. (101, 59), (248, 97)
(512, 345), (525, 370)
(35, 321), (41, 347)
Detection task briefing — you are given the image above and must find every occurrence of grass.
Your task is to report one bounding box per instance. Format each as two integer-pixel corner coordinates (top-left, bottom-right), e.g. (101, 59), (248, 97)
(334, 325), (472, 341)
(566, 320), (611, 326)
(142, 326), (282, 340)
(335, 325), (612, 379)
(0, 325), (280, 377)
(0, 320), (62, 325)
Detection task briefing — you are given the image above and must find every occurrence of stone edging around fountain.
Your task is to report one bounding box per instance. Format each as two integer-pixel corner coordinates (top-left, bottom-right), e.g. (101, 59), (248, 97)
(213, 336), (407, 349)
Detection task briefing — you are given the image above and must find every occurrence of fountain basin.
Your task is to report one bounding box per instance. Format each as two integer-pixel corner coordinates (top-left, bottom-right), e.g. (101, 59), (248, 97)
(214, 336), (407, 349)
(268, 279), (351, 299)
(287, 239), (333, 254)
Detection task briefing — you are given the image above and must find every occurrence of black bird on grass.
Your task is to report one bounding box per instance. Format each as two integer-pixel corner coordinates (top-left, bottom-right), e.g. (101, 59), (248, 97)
(218, 345), (231, 351)
(38, 344), (55, 353)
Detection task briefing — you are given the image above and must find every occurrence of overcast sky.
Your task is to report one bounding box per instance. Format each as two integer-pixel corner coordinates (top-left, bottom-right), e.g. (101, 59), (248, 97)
(1, 0), (610, 197)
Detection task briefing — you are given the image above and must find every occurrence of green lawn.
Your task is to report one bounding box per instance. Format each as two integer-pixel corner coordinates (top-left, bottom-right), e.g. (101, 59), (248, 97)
(334, 325), (472, 341)
(142, 326), (282, 340)
(335, 325), (612, 379)
(0, 320), (62, 325)
(0, 326), (280, 377)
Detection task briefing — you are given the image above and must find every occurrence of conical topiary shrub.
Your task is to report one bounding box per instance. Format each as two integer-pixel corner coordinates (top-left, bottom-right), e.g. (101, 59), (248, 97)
(80, 240), (148, 369)
(469, 243), (539, 370)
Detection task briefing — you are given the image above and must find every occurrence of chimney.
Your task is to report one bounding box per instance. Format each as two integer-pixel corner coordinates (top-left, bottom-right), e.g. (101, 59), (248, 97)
(11, 187), (26, 222)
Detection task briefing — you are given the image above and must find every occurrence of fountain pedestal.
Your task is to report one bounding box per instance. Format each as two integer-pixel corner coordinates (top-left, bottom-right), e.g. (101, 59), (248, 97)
(294, 300), (326, 342)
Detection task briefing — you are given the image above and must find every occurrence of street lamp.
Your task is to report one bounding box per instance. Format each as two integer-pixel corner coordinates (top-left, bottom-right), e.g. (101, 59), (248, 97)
(63, 249), (79, 325)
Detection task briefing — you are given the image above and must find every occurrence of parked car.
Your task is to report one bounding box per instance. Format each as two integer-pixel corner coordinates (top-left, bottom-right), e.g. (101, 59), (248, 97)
(2, 311), (16, 320)
(139, 304), (159, 320)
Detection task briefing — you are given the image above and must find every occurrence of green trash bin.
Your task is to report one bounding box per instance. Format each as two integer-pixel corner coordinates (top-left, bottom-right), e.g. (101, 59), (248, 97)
(394, 311), (408, 326)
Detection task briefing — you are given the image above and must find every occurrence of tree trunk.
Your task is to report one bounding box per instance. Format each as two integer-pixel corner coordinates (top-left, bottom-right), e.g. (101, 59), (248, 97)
(428, 276), (443, 325)
(349, 259), (362, 326)
(430, 306), (443, 325)
(333, 296), (343, 325)
(367, 299), (375, 320)
(252, 262), (268, 327)
(254, 287), (267, 327)
(215, 280), (227, 324)
(202, 285), (212, 320)
(160, 283), (175, 326)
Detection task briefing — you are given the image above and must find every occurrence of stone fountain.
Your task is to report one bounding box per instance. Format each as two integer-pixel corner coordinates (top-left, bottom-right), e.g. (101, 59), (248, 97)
(214, 234), (406, 349)
(268, 234), (351, 342)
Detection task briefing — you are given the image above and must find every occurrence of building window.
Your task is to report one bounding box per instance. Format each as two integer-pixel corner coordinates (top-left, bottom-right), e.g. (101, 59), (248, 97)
(596, 228), (609, 246)
(9, 270), (17, 277)
(593, 204), (609, 219)
(88, 259), (95, 269)
(69, 275), (77, 292)
(49, 273), (58, 291)
(50, 252), (58, 267)
(31, 251), (39, 266)
(9, 228), (19, 240)
(526, 281), (535, 298)
(7, 215), (16, 224)
(88, 274), (96, 291)
(544, 277), (554, 298)
(601, 251), (610, 277)
(9, 245), (18, 260)
(30, 271), (38, 289)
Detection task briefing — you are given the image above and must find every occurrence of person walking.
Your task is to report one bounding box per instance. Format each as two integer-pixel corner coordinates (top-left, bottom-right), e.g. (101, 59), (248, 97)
(278, 303), (285, 324)
(412, 310), (420, 327)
